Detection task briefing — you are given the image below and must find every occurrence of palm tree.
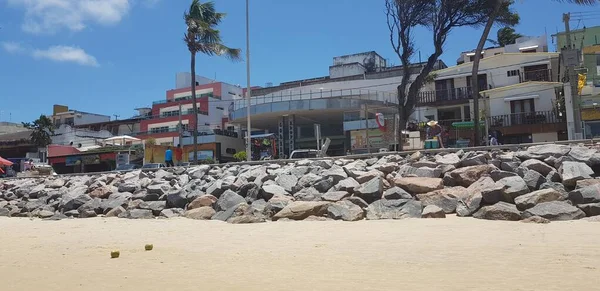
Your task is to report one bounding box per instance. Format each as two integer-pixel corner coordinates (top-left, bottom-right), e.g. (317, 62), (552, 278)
(184, 0), (241, 164)
(487, 27), (523, 47)
(22, 115), (54, 148)
(471, 0), (597, 146)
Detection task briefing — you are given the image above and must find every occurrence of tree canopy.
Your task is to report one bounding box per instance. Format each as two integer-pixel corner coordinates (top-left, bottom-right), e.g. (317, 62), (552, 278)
(22, 115), (54, 148)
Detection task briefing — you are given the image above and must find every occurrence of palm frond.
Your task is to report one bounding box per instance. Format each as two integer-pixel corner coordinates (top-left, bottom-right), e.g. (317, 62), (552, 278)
(554, 0), (598, 4)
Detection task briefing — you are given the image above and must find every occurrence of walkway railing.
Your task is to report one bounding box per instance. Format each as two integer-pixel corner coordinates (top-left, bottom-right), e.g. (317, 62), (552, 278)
(489, 111), (562, 127)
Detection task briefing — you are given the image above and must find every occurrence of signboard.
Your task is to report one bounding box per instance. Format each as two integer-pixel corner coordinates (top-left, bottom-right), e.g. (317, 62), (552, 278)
(65, 155), (100, 166)
(116, 154), (130, 166)
(350, 129), (386, 149)
(65, 156), (81, 166)
(188, 150), (214, 161)
(375, 113), (386, 131)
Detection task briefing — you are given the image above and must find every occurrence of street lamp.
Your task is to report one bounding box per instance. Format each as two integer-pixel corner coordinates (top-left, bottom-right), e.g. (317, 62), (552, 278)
(245, 0), (252, 161)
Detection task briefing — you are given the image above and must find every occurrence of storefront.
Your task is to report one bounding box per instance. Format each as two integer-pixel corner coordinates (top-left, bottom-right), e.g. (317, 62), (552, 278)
(49, 152), (117, 174)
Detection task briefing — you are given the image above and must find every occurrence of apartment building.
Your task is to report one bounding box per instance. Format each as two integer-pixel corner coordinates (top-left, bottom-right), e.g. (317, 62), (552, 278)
(51, 104), (111, 127)
(457, 34), (548, 65)
(412, 52), (566, 144)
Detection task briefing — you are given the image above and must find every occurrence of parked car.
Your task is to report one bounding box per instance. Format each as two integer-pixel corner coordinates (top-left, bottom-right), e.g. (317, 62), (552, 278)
(141, 163), (165, 170)
(289, 149), (321, 159)
(114, 164), (140, 171)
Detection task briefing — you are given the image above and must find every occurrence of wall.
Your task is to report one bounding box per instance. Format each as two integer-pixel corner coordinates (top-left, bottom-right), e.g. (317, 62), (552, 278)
(75, 113), (111, 126)
(555, 26), (600, 51)
(329, 63), (367, 79)
(532, 132), (558, 143)
(175, 73), (217, 89)
(51, 125), (112, 147)
(485, 85), (557, 118)
(333, 52), (386, 69)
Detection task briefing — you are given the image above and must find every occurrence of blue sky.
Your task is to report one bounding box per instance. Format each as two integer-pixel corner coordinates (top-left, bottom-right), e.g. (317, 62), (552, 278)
(1, 0), (599, 123)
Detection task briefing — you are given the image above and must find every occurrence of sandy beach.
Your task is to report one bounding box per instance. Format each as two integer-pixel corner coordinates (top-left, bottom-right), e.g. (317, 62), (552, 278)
(1, 216), (599, 291)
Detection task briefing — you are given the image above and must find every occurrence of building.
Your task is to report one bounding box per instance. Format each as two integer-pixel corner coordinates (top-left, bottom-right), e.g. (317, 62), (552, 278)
(457, 35), (548, 65)
(73, 108), (150, 137)
(553, 25), (600, 84)
(51, 104), (111, 127)
(413, 52), (566, 144)
(229, 51), (447, 156)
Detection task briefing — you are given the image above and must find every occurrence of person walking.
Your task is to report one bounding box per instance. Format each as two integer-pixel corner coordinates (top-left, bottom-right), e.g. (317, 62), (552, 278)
(427, 120), (444, 148)
(165, 146), (174, 167)
(175, 144), (183, 166)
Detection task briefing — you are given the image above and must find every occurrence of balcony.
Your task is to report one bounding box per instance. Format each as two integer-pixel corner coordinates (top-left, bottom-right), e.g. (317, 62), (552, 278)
(152, 93), (216, 105)
(417, 87), (475, 105)
(489, 111), (562, 128)
(520, 69), (552, 83)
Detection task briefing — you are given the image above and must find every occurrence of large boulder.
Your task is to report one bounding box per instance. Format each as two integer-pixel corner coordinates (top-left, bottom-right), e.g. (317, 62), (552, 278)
(334, 177), (360, 193)
(496, 176), (530, 203)
(576, 179), (600, 189)
(321, 191), (351, 202)
(422, 205), (446, 218)
(187, 194), (217, 210)
(353, 177), (383, 203)
(216, 190), (247, 212)
(490, 170), (517, 182)
(449, 165), (496, 187)
(514, 189), (562, 210)
(119, 209), (154, 219)
(525, 144), (571, 159)
(473, 202), (522, 221)
(460, 153), (488, 167)
(568, 146), (597, 164)
(416, 187), (467, 214)
(263, 195), (294, 217)
(261, 184), (289, 201)
(577, 203), (600, 217)
(394, 177), (443, 194)
(185, 207), (216, 220)
(435, 153), (460, 166)
(521, 159), (555, 176)
(559, 161), (594, 187)
(523, 201), (586, 221)
(540, 182), (568, 199)
(275, 175), (298, 193)
(382, 187), (412, 200)
(166, 190), (188, 209)
(523, 170), (547, 191)
(456, 192), (483, 217)
(272, 201), (331, 221)
(567, 184), (600, 204)
(365, 199), (422, 220)
(327, 200), (365, 221)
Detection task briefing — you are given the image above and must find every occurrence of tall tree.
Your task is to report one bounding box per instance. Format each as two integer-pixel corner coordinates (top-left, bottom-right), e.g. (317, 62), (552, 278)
(385, 0), (506, 150)
(184, 0), (240, 163)
(471, 0), (596, 146)
(487, 27), (523, 46)
(22, 115), (54, 148)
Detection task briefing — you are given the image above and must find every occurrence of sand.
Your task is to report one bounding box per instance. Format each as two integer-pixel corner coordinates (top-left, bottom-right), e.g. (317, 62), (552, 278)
(1, 216), (599, 291)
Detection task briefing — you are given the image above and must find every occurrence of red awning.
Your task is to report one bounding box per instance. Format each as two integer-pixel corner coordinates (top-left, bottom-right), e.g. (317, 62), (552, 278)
(48, 145), (81, 158)
(0, 156), (13, 166)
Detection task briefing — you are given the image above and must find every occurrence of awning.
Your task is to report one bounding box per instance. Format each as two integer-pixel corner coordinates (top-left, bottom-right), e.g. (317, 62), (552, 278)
(504, 95), (540, 102)
(452, 121), (484, 129)
(0, 156), (13, 166)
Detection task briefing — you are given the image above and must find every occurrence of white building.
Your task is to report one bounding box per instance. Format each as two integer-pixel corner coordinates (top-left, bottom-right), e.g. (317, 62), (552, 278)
(457, 35), (548, 65)
(51, 104), (111, 127)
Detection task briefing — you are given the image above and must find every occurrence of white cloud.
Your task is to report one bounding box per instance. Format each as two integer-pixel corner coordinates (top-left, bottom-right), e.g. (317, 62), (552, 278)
(32, 45), (99, 67)
(1, 41), (25, 53)
(7, 0), (131, 34)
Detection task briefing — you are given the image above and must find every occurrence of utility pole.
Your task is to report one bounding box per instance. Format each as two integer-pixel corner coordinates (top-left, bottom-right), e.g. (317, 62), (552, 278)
(245, 0), (252, 161)
(563, 12), (583, 139)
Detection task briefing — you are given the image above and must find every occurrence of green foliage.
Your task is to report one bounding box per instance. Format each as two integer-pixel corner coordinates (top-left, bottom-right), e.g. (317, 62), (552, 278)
(233, 151), (247, 162)
(488, 27), (523, 47)
(22, 115), (54, 148)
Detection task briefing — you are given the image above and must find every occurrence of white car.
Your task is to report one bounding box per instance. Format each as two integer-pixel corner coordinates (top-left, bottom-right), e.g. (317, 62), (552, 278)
(289, 149), (321, 159)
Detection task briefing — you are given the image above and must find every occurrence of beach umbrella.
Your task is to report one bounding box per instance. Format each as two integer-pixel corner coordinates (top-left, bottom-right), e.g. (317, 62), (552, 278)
(104, 135), (141, 146)
(0, 156), (13, 166)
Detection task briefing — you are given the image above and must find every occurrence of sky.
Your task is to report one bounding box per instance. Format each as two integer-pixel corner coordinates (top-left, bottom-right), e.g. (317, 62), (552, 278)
(1, 0), (599, 123)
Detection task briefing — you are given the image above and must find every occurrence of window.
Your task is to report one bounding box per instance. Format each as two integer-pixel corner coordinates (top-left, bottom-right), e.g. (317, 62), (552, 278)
(161, 110), (180, 117)
(150, 126), (170, 133)
(225, 148), (237, 154)
(596, 54), (600, 66)
(507, 70), (519, 77)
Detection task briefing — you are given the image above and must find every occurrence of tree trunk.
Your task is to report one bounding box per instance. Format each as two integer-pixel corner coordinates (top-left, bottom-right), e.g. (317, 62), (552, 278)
(191, 52), (199, 163)
(397, 85), (405, 152)
(471, 0), (502, 146)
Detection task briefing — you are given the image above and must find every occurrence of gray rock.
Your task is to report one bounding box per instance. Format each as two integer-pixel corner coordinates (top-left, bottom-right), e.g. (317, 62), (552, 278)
(456, 192), (483, 217)
(0, 207), (12, 217)
(442, 173), (456, 187)
(78, 198), (103, 214)
(216, 190), (247, 212)
(546, 170), (561, 183)
(147, 183), (170, 196)
(577, 203), (600, 217)
(261, 184), (289, 201)
(24, 199), (45, 212)
(435, 153), (460, 166)
(523, 201), (586, 221)
(526, 144), (571, 159)
(296, 173), (323, 189)
(540, 182), (568, 199)
(416, 187), (467, 214)
(290, 166), (310, 178)
(322, 165), (349, 183)
(188, 165), (210, 180)
(559, 161), (594, 187)
(327, 200), (365, 221)
(60, 193), (92, 212)
(80, 209), (98, 218)
(205, 180), (225, 197)
(394, 177), (443, 194)
(321, 191), (351, 202)
(520, 216), (551, 224)
(382, 187), (412, 200)
(120, 209), (154, 219)
(312, 159), (333, 169)
(344, 197), (369, 209)
(554, 156), (575, 170)
(166, 191), (188, 209)
(314, 178), (335, 193)
(568, 185), (600, 204)
(415, 167), (442, 178)
(521, 159), (555, 176)
(275, 175), (298, 193)
(228, 214), (266, 224)
(356, 170), (383, 184)
(422, 205), (446, 218)
(575, 179), (600, 189)
(490, 170), (517, 182)
(139, 201), (166, 215)
(496, 176), (530, 203)
(473, 202), (521, 221)
(264, 196), (293, 217)
(188, 194), (217, 210)
(500, 162), (520, 173)
(160, 208), (185, 218)
(514, 189), (562, 210)
(365, 199), (422, 220)
(334, 178), (360, 193)
(568, 146), (597, 163)
(185, 207), (216, 220)
(461, 154), (487, 167)
(272, 201), (331, 221)
(44, 213), (69, 221)
(250, 199), (267, 214)
(523, 170), (547, 191)
(37, 210), (55, 219)
(118, 182), (138, 193)
(106, 206), (126, 217)
(293, 187), (322, 201)
(353, 177), (383, 203)
(412, 161), (438, 168)
(449, 165), (496, 187)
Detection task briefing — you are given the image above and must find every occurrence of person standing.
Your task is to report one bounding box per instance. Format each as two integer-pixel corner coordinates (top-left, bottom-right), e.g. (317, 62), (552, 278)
(175, 144), (183, 166)
(165, 146), (174, 167)
(426, 120), (444, 148)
